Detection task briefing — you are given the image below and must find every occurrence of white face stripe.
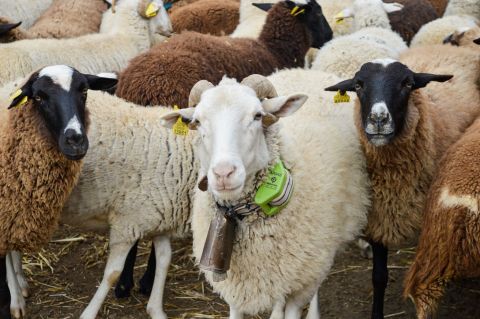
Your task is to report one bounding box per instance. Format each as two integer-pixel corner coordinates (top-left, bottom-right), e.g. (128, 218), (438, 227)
(371, 58), (397, 67)
(371, 101), (389, 116)
(96, 72), (117, 79)
(39, 65), (74, 92)
(64, 115), (82, 134)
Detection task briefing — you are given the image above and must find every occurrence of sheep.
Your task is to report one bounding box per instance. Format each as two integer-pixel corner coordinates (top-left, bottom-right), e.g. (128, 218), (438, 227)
(403, 112), (480, 319)
(0, 65), (117, 318)
(0, 0), (53, 29)
(312, 0), (407, 79)
(0, 0), (109, 43)
(411, 15), (479, 47)
(411, 0), (480, 47)
(116, 0), (333, 108)
(159, 73), (369, 318)
(443, 25), (480, 48)
(324, 45), (480, 319)
(230, 0), (279, 38)
(337, 0), (437, 45)
(170, 0), (240, 35)
(0, 0), (173, 87)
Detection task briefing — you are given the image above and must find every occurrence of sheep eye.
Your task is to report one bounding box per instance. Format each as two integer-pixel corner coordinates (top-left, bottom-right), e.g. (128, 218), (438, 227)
(34, 96), (42, 102)
(405, 82), (413, 89)
(355, 83), (362, 90)
(254, 112), (262, 121)
(83, 88), (88, 96)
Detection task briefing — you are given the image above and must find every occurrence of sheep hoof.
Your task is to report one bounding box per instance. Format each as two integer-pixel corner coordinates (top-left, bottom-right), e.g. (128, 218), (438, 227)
(10, 307), (23, 319)
(114, 281), (134, 299)
(146, 308), (167, 319)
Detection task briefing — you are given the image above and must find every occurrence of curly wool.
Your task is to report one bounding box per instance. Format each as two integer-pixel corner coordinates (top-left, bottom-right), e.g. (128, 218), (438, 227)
(403, 117), (480, 318)
(191, 70), (369, 315)
(2, 0), (108, 42)
(411, 15), (479, 47)
(0, 102), (84, 254)
(0, 0), (159, 87)
(171, 0), (239, 35)
(363, 45), (480, 247)
(116, 2), (313, 107)
(62, 91), (198, 246)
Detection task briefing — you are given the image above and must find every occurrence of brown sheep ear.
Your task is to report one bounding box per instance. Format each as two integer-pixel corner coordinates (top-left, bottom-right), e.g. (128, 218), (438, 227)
(198, 176), (208, 191)
(412, 73), (453, 90)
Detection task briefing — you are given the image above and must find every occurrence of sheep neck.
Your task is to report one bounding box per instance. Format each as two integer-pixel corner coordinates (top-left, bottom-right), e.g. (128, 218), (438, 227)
(0, 103), (84, 254)
(258, 4), (310, 69)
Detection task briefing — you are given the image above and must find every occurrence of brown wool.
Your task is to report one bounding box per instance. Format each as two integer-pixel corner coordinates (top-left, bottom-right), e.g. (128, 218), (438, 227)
(116, 2), (312, 107)
(362, 45), (480, 247)
(0, 103), (84, 254)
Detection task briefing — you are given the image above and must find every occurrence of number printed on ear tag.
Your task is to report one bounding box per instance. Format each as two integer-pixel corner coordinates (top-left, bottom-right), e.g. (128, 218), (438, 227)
(172, 105), (189, 136)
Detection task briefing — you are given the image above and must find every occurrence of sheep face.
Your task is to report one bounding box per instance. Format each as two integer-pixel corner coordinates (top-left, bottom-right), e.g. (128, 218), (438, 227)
(137, 0), (173, 37)
(325, 59), (452, 146)
(8, 65), (118, 160)
(160, 76), (307, 201)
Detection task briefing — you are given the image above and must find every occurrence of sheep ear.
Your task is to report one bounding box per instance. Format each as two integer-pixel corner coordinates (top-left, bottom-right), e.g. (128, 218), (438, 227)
(85, 74), (119, 92)
(413, 73), (453, 90)
(0, 21), (21, 35)
(252, 3), (274, 12)
(160, 108), (196, 129)
(474, 38), (480, 45)
(382, 2), (403, 13)
(8, 72), (37, 109)
(262, 94), (308, 118)
(325, 79), (355, 92)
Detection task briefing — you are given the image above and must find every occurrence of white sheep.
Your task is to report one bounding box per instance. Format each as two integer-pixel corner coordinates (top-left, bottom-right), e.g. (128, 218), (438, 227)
(0, 0), (172, 86)
(312, 0), (407, 78)
(160, 72), (369, 318)
(411, 15), (479, 47)
(0, 0), (53, 28)
(411, 0), (480, 47)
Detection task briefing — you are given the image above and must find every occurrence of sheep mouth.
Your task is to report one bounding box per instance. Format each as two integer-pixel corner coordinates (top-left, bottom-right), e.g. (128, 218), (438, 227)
(366, 133), (395, 147)
(59, 141), (89, 161)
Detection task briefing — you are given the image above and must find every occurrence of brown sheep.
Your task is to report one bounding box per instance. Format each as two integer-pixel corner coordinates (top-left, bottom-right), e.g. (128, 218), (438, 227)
(325, 44), (480, 319)
(171, 0), (240, 35)
(404, 113), (480, 319)
(385, 0), (439, 45)
(116, 0), (333, 107)
(0, 0), (108, 43)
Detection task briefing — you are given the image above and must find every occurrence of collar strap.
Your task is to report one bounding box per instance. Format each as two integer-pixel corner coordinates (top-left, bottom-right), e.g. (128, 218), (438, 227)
(216, 201), (262, 220)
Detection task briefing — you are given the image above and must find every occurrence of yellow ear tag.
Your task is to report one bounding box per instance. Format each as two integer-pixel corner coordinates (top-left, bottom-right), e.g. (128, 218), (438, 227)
(172, 105), (189, 136)
(334, 90), (350, 104)
(290, 6), (305, 16)
(334, 12), (345, 24)
(9, 89), (28, 108)
(145, 2), (160, 18)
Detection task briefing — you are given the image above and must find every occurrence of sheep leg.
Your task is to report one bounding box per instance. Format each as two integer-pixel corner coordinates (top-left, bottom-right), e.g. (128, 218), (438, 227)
(80, 242), (135, 319)
(10, 252), (28, 298)
(0, 256), (11, 319)
(139, 243), (156, 296)
(146, 236), (171, 319)
(371, 241), (388, 319)
(228, 305), (244, 319)
(305, 291), (320, 319)
(114, 240), (138, 298)
(269, 300), (285, 319)
(5, 254), (24, 319)
(414, 278), (447, 319)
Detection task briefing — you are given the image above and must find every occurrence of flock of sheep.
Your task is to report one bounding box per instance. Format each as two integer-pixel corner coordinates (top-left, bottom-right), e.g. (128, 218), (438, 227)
(0, 0), (479, 318)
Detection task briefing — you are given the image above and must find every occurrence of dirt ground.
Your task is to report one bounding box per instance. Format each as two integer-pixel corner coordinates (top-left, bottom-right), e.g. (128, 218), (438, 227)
(23, 225), (480, 319)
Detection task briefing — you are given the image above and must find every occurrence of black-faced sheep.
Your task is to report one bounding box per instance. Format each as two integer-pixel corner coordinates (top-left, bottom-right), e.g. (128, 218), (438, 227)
(325, 45), (480, 319)
(115, 0), (333, 108)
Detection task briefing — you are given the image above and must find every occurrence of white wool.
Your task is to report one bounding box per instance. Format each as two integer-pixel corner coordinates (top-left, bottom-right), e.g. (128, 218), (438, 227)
(0, 0), (53, 28)
(230, 0), (281, 38)
(411, 15), (479, 47)
(444, 0), (480, 20)
(312, 27), (407, 79)
(0, 0), (171, 86)
(191, 69), (369, 315)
